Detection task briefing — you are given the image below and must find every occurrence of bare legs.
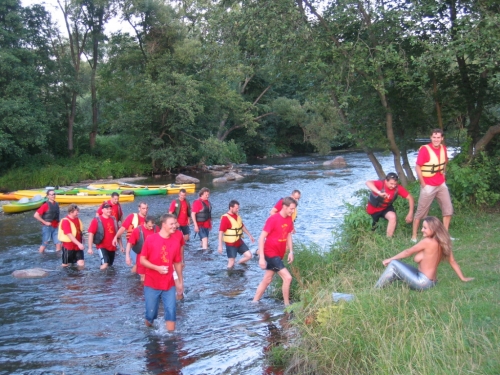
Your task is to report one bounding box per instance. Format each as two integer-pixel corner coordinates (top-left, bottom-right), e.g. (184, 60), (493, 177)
(253, 268), (293, 306)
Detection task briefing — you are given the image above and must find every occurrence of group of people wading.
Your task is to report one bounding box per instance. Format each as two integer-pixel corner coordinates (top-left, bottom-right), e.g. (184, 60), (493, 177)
(31, 128), (473, 330)
(34, 184), (302, 330)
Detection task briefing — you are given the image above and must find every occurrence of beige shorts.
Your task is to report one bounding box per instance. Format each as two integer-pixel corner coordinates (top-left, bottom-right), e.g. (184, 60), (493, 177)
(414, 183), (453, 219)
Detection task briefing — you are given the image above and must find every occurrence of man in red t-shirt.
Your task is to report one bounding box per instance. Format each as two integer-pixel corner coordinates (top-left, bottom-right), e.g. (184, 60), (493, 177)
(218, 200), (255, 269)
(190, 187), (212, 250)
(34, 189), (61, 253)
(412, 129), (453, 241)
(270, 190), (301, 226)
(112, 202), (149, 255)
(96, 192), (123, 226)
(59, 204), (85, 268)
(253, 197), (296, 306)
(366, 172), (414, 237)
(169, 189), (191, 242)
(88, 203), (122, 270)
(125, 215), (158, 283)
(141, 214), (184, 331)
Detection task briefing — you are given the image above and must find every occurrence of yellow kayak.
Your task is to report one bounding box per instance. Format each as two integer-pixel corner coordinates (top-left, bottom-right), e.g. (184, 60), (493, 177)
(87, 183), (196, 194)
(13, 190), (134, 203)
(3, 196), (45, 214)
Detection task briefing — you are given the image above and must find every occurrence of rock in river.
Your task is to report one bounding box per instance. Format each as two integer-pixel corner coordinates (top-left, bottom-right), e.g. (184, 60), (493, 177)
(12, 268), (50, 278)
(175, 174), (200, 184)
(323, 156), (347, 168)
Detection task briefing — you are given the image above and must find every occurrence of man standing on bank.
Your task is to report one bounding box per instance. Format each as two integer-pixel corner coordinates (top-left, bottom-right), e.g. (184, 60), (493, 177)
(412, 128), (453, 242)
(169, 189), (191, 242)
(218, 200), (255, 269)
(366, 173), (414, 237)
(191, 187), (212, 250)
(253, 197), (297, 306)
(34, 189), (62, 253)
(140, 214), (184, 331)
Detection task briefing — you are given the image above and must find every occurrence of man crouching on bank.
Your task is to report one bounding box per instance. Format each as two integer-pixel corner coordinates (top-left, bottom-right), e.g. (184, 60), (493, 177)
(140, 214), (184, 331)
(253, 197), (297, 306)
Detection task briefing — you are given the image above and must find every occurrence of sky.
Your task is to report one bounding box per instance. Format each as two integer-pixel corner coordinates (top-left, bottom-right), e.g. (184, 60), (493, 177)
(21, 0), (135, 35)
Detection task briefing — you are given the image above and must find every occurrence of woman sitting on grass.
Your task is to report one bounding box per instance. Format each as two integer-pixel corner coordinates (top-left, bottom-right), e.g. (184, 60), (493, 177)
(375, 216), (473, 290)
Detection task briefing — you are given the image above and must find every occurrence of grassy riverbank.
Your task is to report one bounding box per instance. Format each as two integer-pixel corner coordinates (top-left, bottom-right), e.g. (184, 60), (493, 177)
(0, 156), (151, 191)
(273, 204), (500, 374)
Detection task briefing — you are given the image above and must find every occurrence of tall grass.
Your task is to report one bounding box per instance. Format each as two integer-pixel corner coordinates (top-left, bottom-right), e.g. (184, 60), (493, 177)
(0, 155), (151, 191)
(270, 202), (500, 374)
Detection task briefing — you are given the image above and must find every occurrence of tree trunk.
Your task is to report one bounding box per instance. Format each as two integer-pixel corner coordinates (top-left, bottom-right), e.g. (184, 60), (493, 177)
(400, 144), (416, 183)
(364, 147), (385, 179)
(433, 76), (443, 130)
(474, 124), (500, 153)
(68, 92), (77, 156)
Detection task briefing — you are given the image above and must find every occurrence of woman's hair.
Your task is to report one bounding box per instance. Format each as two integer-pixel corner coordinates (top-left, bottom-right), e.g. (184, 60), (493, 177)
(423, 216), (451, 259)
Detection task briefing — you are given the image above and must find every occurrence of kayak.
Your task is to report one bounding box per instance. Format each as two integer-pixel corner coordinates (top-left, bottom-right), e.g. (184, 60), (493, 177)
(87, 183), (196, 194)
(12, 189), (76, 199)
(3, 196), (46, 214)
(11, 190), (135, 204)
(82, 188), (167, 196)
(0, 193), (18, 201)
(66, 189), (136, 196)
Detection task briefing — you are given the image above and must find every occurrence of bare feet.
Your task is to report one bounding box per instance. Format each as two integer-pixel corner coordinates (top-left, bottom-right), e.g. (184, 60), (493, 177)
(145, 320), (152, 327)
(39, 246), (45, 253)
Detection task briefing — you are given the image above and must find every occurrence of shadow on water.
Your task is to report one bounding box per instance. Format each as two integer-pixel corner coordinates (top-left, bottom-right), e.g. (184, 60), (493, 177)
(0, 152), (405, 374)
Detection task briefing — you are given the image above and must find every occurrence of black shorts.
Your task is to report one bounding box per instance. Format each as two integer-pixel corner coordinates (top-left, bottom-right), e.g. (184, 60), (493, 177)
(179, 225), (190, 236)
(225, 241), (249, 259)
(265, 256), (285, 272)
(370, 205), (395, 226)
(62, 248), (84, 264)
(98, 249), (116, 266)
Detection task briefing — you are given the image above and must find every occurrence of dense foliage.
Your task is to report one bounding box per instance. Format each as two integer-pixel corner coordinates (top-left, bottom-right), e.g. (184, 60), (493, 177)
(1, 0), (499, 193)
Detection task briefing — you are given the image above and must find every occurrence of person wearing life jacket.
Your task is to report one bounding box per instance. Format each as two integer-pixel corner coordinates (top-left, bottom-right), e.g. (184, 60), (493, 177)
(88, 203), (121, 270)
(34, 189), (62, 253)
(112, 202), (149, 256)
(125, 215), (158, 283)
(218, 200), (255, 269)
(168, 189), (191, 242)
(58, 204), (85, 268)
(412, 128), (453, 242)
(366, 173), (414, 238)
(191, 187), (212, 250)
(270, 190), (301, 234)
(96, 192), (123, 226)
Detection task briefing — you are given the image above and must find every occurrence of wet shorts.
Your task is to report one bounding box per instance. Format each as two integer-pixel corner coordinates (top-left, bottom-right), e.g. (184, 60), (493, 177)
(62, 248), (84, 264)
(370, 205), (395, 227)
(41, 226), (61, 246)
(144, 286), (176, 323)
(225, 241), (249, 259)
(179, 225), (190, 236)
(265, 256), (285, 272)
(198, 227), (210, 239)
(98, 249), (116, 266)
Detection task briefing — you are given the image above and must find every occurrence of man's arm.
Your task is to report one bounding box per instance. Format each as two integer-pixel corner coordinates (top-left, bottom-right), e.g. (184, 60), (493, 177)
(218, 231), (224, 254)
(173, 262), (184, 295)
(191, 211), (199, 232)
(257, 230), (268, 268)
(87, 233), (94, 255)
(269, 207), (278, 216)
(66, 233), (84, 250)
(366, 181), (388, 199)
(242, 224), (255, 243)
(34, 210), (50, 226)
(286, 233), (294, 264)
(405, 194), (415, 223)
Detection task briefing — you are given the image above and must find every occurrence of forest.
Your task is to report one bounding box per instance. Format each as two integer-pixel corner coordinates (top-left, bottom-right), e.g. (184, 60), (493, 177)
(1, 0), (499, 188)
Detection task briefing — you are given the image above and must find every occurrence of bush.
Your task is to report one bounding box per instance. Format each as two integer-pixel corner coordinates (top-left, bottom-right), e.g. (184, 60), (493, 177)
(198, 137), (246, 165)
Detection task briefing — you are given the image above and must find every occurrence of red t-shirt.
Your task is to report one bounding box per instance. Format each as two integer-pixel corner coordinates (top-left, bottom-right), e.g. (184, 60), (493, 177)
(96, 200), (123, 222)
(192, 199), (212, 229)
(141, 231), (184, 290)
(36, 202), (59, 227)
(61, 216), (82, 250)
(219, 213), (243, 247)
(128, 224), (157, 252)
(416, 143), (448, 186)
(121, 213), (146, 230)
(366, 180), (409, 215)
(88, 215), (117, 251)
(169, 199), (190, 226)
(262, 213), (294, 259)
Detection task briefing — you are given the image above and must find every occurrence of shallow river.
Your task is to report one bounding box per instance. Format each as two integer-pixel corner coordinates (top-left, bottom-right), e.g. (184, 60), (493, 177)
(0, 152), (404, 375)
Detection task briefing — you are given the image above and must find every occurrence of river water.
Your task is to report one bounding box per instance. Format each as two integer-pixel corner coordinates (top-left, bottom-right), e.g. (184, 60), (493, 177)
(0, 152), (405, 375)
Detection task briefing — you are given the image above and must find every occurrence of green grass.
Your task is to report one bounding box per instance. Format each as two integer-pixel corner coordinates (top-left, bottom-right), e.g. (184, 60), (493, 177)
(272, 207), (500, 375)
(0, 155), (152, 191)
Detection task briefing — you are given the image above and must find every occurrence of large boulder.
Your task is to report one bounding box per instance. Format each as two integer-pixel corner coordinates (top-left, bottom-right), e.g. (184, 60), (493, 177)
(323, 156), (347, 168)
(210, 171), (226, 177)
(12, 268), (50, 278)
(175, 174), (200, 184)
(225, 172), (244, 181)
(213, 177), (228, 184)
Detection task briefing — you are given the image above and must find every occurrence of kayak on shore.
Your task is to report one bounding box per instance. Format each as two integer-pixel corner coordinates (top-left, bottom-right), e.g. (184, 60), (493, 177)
(12, 190), (135, 204)
(87, 182), (196, 194)
(2, 195), (46, 214)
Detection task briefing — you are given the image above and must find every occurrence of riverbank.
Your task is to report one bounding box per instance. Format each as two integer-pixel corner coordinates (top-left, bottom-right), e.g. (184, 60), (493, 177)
(275, 206), (500, 374)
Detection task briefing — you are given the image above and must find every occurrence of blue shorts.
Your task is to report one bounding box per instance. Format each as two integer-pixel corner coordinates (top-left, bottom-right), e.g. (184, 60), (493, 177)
(144, 286), (177, 323)
(265, 256), (285, 272)
(179, 225), (190, 236)
(198, 227), (210, 239)
(41, 226), (61, 246)
(226, 241), (249, 259)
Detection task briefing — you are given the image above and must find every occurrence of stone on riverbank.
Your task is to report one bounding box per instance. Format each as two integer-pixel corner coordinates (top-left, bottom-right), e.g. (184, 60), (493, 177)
(213, 177), (228, 184)
(225, 172), (244, 181)
(12, 268), (50, 278)
(323, 156), (347, 167)
(175, 174), (200, 184)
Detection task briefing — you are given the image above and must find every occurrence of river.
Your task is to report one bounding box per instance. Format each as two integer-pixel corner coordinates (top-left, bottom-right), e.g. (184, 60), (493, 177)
(0, 152), (408, 375)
